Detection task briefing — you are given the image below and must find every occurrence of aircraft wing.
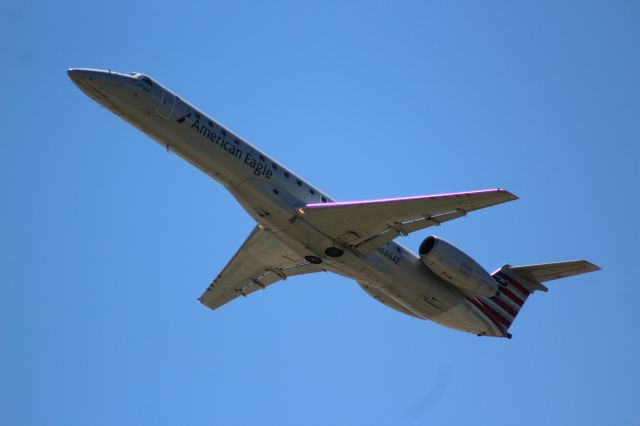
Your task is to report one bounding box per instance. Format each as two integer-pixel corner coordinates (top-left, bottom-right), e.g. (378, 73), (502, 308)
(298, 189), (518, 253)
(199, 226), (324, 310)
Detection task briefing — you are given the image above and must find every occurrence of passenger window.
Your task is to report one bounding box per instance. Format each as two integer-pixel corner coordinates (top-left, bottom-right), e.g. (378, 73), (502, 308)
(296, 180), (302, 186)
(309, 189), (316, 195)
(284, 171), (290, 178)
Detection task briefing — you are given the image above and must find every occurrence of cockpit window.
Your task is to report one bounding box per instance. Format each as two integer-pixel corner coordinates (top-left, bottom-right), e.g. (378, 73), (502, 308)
(131, 73), (153, 86)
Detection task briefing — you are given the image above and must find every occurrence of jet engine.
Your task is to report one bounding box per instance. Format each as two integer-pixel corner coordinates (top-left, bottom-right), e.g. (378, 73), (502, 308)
(419, 236), (498, 297)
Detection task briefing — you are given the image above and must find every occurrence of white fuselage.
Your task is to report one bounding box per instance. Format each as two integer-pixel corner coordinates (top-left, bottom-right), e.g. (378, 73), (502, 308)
(69, 69), (502, 337)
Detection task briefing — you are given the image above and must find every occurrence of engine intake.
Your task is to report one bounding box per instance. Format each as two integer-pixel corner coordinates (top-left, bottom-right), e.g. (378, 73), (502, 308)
(419, 236), (498, 297)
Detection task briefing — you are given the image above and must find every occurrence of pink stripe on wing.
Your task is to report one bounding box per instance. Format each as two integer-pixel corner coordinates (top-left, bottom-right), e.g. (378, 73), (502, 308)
(306, 188), (515, 208)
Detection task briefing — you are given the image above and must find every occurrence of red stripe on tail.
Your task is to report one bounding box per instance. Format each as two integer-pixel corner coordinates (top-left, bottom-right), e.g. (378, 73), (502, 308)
(469, 297), (511, 331)
(500, 287), (524, 307)
(491, 296), (517, 317)
(496, 271), (530, 297)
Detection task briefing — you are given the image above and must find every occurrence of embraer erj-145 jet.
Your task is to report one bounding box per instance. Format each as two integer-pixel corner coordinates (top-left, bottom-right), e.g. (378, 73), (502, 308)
(69, 68), (599, 338)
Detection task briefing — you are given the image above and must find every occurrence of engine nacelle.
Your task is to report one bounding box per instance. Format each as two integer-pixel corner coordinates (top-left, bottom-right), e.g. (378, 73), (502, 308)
(419, 236), (498, 297)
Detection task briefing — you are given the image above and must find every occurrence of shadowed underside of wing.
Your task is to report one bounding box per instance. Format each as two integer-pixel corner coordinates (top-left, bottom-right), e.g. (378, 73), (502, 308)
(199, 226), (324, 310)
(298, 189), (518, 253)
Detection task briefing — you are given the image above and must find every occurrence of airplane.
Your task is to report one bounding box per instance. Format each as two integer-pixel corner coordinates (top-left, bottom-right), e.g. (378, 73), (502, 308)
(68, 68), (600, 338)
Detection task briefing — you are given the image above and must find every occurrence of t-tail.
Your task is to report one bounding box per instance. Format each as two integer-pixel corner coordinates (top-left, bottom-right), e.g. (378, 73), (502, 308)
(470, 260), (600, 338)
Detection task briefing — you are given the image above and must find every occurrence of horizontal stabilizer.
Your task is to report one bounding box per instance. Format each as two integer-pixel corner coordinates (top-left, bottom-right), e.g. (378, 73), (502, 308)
(508, 260), (601, 284)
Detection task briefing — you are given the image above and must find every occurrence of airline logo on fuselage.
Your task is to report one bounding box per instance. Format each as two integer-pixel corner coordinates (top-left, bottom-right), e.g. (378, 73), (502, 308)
(183, 117), (273, 179)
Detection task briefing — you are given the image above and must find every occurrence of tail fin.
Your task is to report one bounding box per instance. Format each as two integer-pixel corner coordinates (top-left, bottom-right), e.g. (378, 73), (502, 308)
(475, 260), (600, 338)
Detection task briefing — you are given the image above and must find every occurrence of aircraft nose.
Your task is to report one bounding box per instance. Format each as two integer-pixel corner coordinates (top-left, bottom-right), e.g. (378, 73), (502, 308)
(67, 68), (107, 86)
(68, 67), (137, 104)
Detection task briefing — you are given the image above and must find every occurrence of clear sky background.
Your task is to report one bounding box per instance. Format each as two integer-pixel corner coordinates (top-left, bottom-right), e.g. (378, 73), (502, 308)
(2, 1), (639, 425)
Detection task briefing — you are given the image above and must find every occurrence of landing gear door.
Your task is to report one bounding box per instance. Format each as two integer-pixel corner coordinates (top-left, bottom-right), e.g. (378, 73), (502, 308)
(157, 89), (175, 119)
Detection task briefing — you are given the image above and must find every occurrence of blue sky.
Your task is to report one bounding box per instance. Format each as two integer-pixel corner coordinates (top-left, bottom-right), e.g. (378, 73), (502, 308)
(2, 1), (639, 425)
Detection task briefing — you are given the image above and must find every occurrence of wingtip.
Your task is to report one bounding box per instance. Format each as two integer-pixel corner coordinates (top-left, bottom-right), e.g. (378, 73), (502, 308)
(570, 260), (601, 273)
(496, 188), (519, 201)
(583, 261), (602, 272)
